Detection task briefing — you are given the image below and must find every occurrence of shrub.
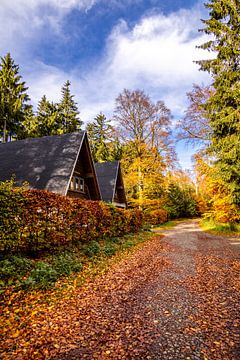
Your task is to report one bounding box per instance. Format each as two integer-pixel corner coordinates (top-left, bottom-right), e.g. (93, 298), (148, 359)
(0, 182), (144, 254)
(0, 255), (32, 280)
(82, 241), (100, 257)
(144, 209), (168, 225)
(53, 254), (82, 275)
(22, 262), (58, 289)
(103, 244), (117, 257)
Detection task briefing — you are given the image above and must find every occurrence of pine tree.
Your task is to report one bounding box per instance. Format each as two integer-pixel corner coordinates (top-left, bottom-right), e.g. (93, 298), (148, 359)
(58, 80), (82, 133)
(86, 113), (118, 162)
(196, 0), (240, 205)
(35, 95), (59, 137)
(0, 53), (31, 142)
(17, 106), (38, 139)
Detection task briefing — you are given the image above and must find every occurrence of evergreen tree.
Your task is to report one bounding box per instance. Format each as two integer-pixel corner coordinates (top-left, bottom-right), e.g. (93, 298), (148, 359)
(86, 113), (119, 162)
(0, 53), (31, 142)
(58, 80), (82, 132)
(17, 106), (38, 139)
(197, 0), (240, 205)
(35, 95), (59, 137)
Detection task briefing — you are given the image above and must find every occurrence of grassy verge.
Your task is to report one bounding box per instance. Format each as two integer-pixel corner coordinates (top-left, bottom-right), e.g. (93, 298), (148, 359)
(152, 218), (189, 231)
(0, 230), (154, 293)
(200, 218), (240, 237)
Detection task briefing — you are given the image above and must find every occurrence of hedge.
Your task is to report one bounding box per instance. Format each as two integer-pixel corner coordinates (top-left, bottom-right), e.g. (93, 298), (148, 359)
(144, 209), (168, 225)
(0, 181), (144, 254)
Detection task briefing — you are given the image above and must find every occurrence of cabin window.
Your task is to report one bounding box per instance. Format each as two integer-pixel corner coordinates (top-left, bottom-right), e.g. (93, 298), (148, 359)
(70, 176), (85, 193)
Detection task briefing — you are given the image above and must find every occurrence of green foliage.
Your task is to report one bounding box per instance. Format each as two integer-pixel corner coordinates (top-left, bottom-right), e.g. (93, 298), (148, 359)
(83, 241), (100, 257)
(200, 218), (240, 235)
(197, 0), (240, 205)
(86, 113), (121, 162)
(165, 182), (198, 219)
(0, 255), (32, 281)
(58, 80), (83, 133)
(22, 262), (58, 289)
(35, 95), (60, 137)
(53, 253), (82, 275)
(0, 53), (31, 142)
(23, 81), (82, 138)
(122, 240), (134, 249)
(102, 244), (117, 257)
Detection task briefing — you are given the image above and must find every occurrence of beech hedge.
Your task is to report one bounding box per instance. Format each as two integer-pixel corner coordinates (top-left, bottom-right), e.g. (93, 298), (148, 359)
(0, 182), (143, 254)
(144, 209), (168, 225)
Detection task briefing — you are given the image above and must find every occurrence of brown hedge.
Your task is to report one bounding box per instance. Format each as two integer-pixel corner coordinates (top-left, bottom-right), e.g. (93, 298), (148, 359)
(144, 209), (168, 226)
(0, 182), (143, 254)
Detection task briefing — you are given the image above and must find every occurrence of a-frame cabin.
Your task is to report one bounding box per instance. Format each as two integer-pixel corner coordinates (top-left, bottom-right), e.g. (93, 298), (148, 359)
(0, 132), (101, 200)
(95, 161), (127, 208)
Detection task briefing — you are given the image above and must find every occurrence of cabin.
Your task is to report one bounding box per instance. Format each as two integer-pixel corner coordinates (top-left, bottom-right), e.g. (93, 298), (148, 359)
(0, 132), (101, 200)
(95, 161), (127, 208)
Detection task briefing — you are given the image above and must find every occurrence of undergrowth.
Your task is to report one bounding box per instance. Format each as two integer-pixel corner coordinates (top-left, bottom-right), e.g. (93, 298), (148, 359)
(0, 231), (153, 292)
(200, 218), (240, 236)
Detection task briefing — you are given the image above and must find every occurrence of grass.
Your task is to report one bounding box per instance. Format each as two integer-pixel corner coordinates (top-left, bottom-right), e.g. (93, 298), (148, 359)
(0, 230), (153, 292)
(200, 218), (240, 237)
(152, 218), (188, 231)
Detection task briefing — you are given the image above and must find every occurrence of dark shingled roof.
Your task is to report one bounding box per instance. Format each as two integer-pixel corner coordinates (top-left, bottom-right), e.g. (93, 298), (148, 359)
(94, 161), (119, 203)
(0, 132), (85, 196)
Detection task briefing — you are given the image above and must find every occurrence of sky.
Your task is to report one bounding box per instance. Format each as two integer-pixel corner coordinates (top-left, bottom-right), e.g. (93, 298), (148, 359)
(0, 0), (212, 169)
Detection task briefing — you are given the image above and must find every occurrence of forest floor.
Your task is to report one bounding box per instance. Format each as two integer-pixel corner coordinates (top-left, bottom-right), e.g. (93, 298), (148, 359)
(1, 220), (240, 359)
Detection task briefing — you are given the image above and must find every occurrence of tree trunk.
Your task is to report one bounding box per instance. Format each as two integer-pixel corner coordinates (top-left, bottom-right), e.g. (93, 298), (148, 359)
(138, 164), (143, 210)
(3, 118), (7, 143)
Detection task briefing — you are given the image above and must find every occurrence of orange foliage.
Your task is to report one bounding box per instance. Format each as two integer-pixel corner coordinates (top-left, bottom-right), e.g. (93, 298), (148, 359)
(0, 186), (144, 254)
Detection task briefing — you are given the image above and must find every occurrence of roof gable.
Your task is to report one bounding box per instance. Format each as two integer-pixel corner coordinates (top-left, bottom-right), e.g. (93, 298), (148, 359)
(95, 161), (119, 202)
(95, 161), (127, 207)
(0, 132), (86, 196)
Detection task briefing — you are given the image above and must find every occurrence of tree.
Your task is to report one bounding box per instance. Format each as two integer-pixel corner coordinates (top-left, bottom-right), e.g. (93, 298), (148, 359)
(58, 80), (82, 133)
(86, 113), (121, 162)
(0, 53), (31, 142)
(164, 170), (198, 219)
(114, 89), (173, 157)
(35, 95), (59, 137)
(196, 0), (240, 205)
(194, 153), (240, 223)
(114, 89), (175, 208)
(177, 84), (213, 145)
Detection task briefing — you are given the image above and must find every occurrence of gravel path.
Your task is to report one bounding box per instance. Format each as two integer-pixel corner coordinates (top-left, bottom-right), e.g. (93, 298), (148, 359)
(58, 220), (240, 359)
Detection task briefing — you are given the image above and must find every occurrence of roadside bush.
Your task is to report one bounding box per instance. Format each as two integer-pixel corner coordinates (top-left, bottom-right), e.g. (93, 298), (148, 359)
(0, 255), (32, 280)
(0, 182), (144, 254)
(82, 241), (100, 257)
(103, 244), (117, 257)
(53, 254), (82, 275)
(144, 209), (168, 225)
(22, 262), (58, 289)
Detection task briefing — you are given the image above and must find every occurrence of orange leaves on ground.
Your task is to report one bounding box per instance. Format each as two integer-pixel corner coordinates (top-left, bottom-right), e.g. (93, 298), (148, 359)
(1, 235), (170, 359)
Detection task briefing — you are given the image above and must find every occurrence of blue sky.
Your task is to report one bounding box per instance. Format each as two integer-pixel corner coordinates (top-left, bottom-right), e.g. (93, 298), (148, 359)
(0, 0), (211, 169)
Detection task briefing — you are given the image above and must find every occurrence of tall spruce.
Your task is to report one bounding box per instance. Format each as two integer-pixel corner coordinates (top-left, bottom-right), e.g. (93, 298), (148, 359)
(196, 0), (240, 205)
(0, 53), (31, 142)
(36, 95), (59, 137)
(86, 113), (120, 162)
(58, 80), (82, 133)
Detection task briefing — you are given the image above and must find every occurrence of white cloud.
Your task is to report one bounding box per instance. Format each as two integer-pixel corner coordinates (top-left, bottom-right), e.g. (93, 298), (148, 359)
(0, 1), (213, 168)
(67, 6), (212, 123)
(1, 1), (212, 125)
(0, 0), (97, 55)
